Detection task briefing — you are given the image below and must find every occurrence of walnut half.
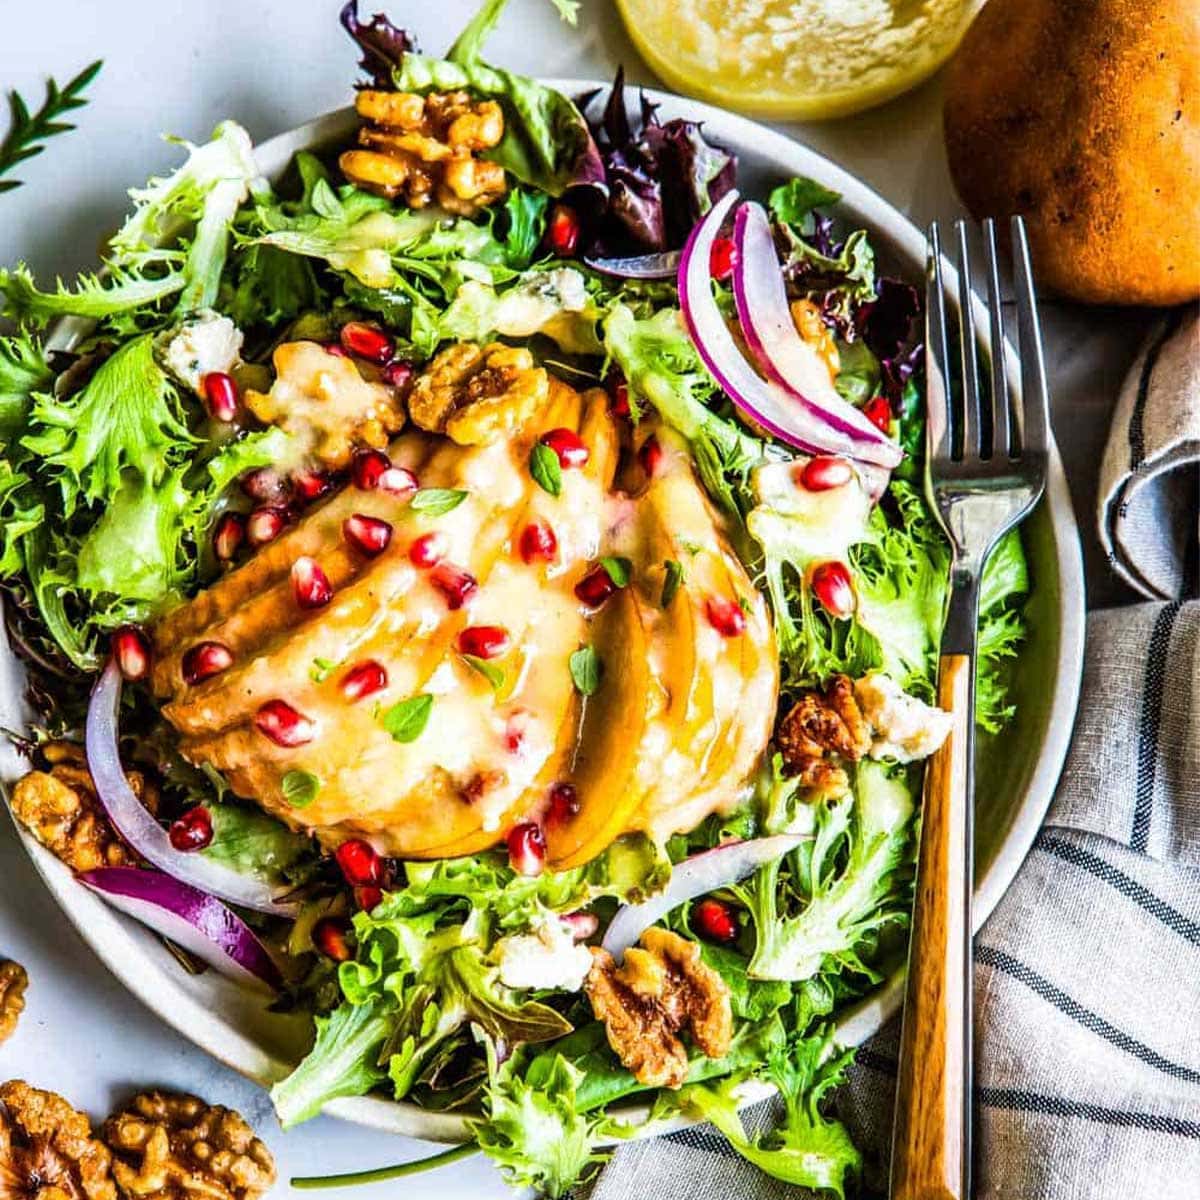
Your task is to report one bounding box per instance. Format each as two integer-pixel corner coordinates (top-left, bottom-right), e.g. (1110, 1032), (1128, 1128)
(0, 1080), (117, 1200)
(776, 673), (871, 796)
(9, 743), (158, 874)
(584, 928), (733, 1090)
(103, 1092), (275, 1200)
(0, 962), (27, 1046)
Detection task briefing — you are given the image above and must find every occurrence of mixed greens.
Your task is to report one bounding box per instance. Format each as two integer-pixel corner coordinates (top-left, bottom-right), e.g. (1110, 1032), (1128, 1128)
(0, 3), (1031, 1197)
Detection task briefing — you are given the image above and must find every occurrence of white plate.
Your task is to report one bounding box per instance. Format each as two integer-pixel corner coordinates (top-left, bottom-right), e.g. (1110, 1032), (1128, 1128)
(2, 83), (1086, 1142)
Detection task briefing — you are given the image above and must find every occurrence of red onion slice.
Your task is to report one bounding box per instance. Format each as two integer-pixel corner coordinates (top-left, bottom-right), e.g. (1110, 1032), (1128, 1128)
(583, 250), (681, 279)
(677, 192), (900, 471)
(732, 202), (901, 468)
(86, 660), (299, 917)
(79, 867), (281, 991)
(601, 834), (805, 960)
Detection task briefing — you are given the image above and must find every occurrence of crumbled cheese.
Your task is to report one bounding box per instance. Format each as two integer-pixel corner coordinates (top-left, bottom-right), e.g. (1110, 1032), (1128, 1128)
(157, 310), (244, 394)
(494, 917), (592, 993)
(854, 672), (952, 763)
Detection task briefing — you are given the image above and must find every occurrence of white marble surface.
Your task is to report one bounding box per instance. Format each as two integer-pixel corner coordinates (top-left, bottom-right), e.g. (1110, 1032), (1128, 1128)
(0, 2), (1150, 1197)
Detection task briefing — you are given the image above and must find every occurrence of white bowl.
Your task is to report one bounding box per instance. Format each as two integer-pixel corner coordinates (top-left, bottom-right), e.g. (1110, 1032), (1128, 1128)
(2, 83), (1086, 1142)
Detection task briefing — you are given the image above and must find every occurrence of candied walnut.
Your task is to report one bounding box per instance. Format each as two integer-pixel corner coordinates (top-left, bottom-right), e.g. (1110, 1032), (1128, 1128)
(0, 1080), (116, 1200)
(408, 342), (549, 446)
(0, 963), (27, 1045)
(585, 927), (732, 1089)
(340, 89), (506, 216)
(103, 1092), (275, 1200)
(10, 744), (158, 874)
(790, 299), (840, 381)
(776, 673), (871, 796)
(245, 341), (405, 469)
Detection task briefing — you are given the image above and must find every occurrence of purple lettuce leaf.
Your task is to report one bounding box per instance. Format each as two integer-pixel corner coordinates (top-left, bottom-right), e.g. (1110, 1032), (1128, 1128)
(340, 0), (417, 89)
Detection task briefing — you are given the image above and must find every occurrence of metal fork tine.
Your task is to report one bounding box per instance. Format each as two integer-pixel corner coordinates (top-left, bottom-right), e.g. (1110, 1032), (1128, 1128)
(954, 221), (981, 460)
(925, 223), (953, 464)
(1010, 216), (1050, 460)
(981, 219), (1011, 460)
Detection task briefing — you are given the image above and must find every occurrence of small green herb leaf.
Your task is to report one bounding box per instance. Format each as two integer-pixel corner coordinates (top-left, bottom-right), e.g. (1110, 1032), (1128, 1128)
(281, 770), (321, 808)
(569, 645), (602, 696)
(529, 442), (562, 497)
(461, 654), (505, 691)
(600, 556), (632, 588)
(310, 657), (336, 683)
(661, 559), (684, 608)
(309, 177), (344, 220)
(382, 694), (434, 743)
(410, 488), (468, 516)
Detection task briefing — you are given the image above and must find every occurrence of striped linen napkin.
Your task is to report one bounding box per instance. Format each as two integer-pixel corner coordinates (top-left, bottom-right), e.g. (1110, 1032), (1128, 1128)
(587, 309), (1200, 1200)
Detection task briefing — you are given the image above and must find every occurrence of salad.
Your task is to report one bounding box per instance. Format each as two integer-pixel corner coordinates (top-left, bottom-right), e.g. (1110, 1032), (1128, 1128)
(0, 1), (1030, 1196)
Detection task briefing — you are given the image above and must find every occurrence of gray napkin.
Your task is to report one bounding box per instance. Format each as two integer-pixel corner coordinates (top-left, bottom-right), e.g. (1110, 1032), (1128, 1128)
(587, 309), (1200, 1200)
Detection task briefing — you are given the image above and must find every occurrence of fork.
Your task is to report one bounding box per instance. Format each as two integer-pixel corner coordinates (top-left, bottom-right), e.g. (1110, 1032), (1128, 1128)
(889, 216), (1050, 1200)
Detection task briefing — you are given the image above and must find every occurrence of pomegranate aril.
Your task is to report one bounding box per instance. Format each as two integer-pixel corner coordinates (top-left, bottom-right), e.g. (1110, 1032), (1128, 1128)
(112, 626), (151, 681)
(255, 699), (315, 747)
(811, 560), (856, 619)
(291, 556), (333, 609)
(575, 565), (617, 609)
(409, 531), (447, 568)
(518, 520), (557, 564)
(431, 562), (477, 609)
(351, 449), (391, 491)
(312, 916), (353, 961)
(638, 434), (664, 479)
(201, 372), (239, 422)
(240, 468), (289, 504)
(212, 511), (246, 561)
(339, 321), (394, 364)
(507, 822), (546, 876)
(182, 641), (234, 685)
(382, 359), (414, 389)
(547, 204), (581, 257)
(693, 897), (739, 943)
(354, 885), (383, 912)
(505, 710), (530, 754)
(797, 455), (854, 492)
(292, 469), (333, 503)
(609, 377), (630, 418)
(863, 395), (892, 434)
(709, 235), (737, 282)
(340, 659), (388, 702)
(547, 781), (579, 825)
(706, 596), (746, 638)
(335, 838), (384, 886)
(169, 805), (213, 852)
(457, 625), (510, 660)
(343, 513), (393, 557)
(379, 466), (418, 497)
(325, 343), (349, 357)
(246, 506), (287, 547)
(561, 910), (598, 941)
(540, 427), (589, 469)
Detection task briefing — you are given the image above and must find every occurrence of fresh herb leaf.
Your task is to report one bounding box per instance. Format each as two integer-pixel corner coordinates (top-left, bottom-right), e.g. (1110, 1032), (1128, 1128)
(282, 769), (321, 808)
(310, 656), (337, 683)
(599, 556), (631, 588)
(0, 60), (102, 195)
(462, 654), (505, 690)
(529, 442), (562, 496)
(309, 176), (344, 220)
(410, 487), (468, 516)
(569, 645), (602, 696)
(768, 177), (841, 227)
(661, 559), (684, 607)
(500, 188), (549, 268)
(382, 694), (434, 742)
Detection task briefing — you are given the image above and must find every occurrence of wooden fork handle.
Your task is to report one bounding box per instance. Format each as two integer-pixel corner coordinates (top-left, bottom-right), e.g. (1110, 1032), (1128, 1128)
(890, 652), (974, 1200)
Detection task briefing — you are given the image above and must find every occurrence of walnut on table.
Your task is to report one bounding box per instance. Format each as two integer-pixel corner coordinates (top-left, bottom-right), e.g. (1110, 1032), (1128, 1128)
(103, 1092), (275, 1200)
(0, 962), (27, 1045)
(584, 928), (733, 1090)
(0, 1080), (117, 1200)
(408, 342), (549, 446)
(340, 89), (507, 215)
(9, 743), (158, 874)
(776, 673), (871, 797)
